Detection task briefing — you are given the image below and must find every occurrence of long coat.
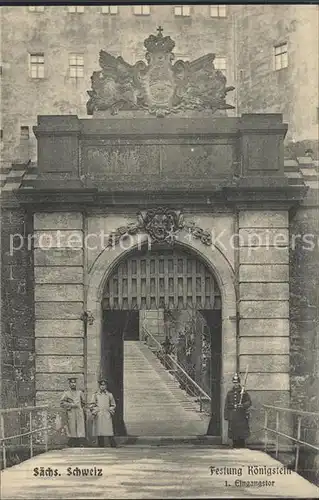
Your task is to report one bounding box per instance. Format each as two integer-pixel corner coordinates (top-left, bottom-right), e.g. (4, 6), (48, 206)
(90, 390), (116, 437)
(224, 388), (252, 440)
(60, 390), (86, 438)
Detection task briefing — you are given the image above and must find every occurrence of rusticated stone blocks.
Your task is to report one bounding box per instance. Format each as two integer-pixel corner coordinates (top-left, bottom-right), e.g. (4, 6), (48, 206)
(33, 212), (84, 405)
(238, 209), (291, 438)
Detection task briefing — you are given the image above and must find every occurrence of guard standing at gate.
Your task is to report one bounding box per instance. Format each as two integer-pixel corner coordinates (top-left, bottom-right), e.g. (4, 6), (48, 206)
(60, 377), (86, 447)
(89, 378), (117, 448)
(224, 373), (252, 448)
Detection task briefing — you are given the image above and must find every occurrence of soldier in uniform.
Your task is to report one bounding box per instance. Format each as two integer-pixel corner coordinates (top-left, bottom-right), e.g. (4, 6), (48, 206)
(89, 378), (117, 448)
(224, 373), (252, 448)
(60, 377), (86, 447)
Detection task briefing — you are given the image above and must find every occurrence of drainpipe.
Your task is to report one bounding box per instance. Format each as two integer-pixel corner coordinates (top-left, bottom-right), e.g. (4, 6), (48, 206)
(81, 310), (94, 400)
(81, 210), (92, 402)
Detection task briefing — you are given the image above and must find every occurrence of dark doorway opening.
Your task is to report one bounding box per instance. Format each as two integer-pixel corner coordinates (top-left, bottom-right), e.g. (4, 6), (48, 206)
(101, 310), (139, 436)
(101, 308), (222, 437)
(123, 312), (139, 340)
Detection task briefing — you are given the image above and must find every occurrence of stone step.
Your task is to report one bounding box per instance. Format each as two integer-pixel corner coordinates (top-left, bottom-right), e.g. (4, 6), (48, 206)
(119, 435), (222, 445)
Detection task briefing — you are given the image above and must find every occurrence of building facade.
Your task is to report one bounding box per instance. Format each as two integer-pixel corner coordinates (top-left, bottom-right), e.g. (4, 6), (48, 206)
(0, 4), (235, 169)
(1, 4), (318, 171)
(233, 4), (319, 144)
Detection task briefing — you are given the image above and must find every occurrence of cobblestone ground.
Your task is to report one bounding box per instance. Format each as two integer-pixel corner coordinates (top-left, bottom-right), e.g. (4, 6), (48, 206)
(1, 446), (318, 499)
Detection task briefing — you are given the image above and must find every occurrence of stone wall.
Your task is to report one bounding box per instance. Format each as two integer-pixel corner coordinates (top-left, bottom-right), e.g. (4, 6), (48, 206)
(1, 208), (35, 407)
(33, 212), (85, 406)
(290, 189), (319, 412)
(238, 210), (291, 442)
(290, 186), (319, 482)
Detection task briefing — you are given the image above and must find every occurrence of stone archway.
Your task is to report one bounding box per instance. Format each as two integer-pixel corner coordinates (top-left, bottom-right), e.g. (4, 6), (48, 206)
(86, 231), (237, 443)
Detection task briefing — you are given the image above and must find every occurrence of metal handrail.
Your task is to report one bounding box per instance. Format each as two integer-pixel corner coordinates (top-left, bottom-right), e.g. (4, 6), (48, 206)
(263, 405), (319, 418)
(142, 327), (211, 411)
(262, 404), (319, 473)
(0, 405), (49, 415)
(0, 406), (52, 469)
(265, 429), (319, 452)
(142, 326), (163, 350)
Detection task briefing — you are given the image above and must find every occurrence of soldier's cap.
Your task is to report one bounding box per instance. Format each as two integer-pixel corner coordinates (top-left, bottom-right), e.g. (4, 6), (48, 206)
(68, 377), (77, 382)
(232, 373), (241, 383)
(98, 378), (108, 385)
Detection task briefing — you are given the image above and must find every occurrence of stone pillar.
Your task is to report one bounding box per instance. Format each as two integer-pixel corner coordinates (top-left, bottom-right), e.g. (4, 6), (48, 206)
(34, 212), (84, 406)
(238, 210), (290, 443)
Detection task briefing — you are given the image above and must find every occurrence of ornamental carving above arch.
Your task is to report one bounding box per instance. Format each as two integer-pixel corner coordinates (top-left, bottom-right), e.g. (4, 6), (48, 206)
(105, 207), (212, 247)
(87, 27), (234, 117)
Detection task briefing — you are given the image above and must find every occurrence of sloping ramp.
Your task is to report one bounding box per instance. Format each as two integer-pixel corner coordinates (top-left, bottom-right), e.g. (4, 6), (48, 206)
(124, 341), (210, 436)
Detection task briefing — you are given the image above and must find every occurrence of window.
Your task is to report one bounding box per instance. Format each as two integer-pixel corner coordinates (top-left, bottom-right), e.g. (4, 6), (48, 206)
(29, 53), (44, 78)
(174, 5), (190, 16)
(20, 126), (30, 140)
(210, 5), (226, 17)
(28, 6), (44, 12)
(133, 5), (150, 16)
(274, 43), (288, 70)
(0, 130), (3, 140)
(68, 6), (84, 13)
(69, 54), (84, 78)
(214, 57), (226, 73)
(101, 5), (118, 14)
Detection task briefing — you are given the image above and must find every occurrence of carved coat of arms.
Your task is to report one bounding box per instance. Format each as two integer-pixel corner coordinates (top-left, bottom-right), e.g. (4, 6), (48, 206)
(87, 27), (234, 117)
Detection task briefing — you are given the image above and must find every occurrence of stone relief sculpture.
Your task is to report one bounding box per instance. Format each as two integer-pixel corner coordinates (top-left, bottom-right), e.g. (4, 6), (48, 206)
(87, 27), (235, 117)
(138, 207), (184, 244)
(104, 208), (212, 247)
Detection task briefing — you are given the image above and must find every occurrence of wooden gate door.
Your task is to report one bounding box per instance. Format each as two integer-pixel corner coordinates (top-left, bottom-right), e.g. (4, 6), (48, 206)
(102, 247), (220, 310)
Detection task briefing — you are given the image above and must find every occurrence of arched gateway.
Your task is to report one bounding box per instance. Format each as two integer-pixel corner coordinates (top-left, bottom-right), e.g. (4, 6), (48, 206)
(28, 28), (294, 448)
(86, 231), (237, 443)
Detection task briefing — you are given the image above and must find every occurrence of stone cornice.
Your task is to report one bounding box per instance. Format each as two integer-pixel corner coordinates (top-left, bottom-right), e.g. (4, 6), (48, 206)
(2, 180), (308, 211)
(223, 183), (308, 211)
